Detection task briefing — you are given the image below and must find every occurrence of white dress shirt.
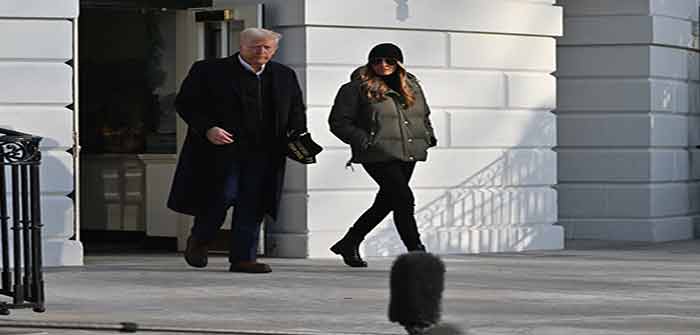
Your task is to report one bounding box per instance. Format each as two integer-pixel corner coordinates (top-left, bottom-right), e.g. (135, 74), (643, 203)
(238, 54), (266, 77)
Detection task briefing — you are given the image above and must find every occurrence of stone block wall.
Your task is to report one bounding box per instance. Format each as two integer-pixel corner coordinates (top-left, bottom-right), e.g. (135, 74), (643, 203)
(0, 0), (82, 265)
(230, 0), (565, 257)
(557, 0), (699, 241)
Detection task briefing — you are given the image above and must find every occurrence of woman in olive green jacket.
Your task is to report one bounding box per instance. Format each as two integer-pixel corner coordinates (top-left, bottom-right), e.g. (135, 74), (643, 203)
(328, 43), (437, 267)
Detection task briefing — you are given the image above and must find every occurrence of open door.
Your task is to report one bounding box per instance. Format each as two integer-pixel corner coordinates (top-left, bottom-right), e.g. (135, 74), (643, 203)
(173, 4), (264, 253)
(78, 1), (218, 253)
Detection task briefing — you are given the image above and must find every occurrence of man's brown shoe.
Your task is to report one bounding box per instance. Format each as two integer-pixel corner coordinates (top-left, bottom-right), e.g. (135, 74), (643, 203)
(229, 261), (272, 273)
(184, 235), (208, 268)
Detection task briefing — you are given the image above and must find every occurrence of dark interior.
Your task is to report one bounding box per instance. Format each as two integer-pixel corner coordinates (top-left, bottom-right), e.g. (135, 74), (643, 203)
(78, 0), (211, 253)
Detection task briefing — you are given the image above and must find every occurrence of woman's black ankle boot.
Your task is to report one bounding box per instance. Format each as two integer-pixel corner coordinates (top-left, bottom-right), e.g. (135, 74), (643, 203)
(330, 230), (368, 267)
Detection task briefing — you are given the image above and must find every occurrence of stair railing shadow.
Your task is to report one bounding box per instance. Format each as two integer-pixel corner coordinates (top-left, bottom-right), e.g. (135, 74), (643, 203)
(364, 115), (555, 256)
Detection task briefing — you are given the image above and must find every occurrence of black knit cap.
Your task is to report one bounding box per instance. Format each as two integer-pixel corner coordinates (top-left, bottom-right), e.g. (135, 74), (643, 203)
(368, 43), (404, 63)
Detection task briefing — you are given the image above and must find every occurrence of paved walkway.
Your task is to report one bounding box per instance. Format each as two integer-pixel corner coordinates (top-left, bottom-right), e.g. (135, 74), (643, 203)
(1, 240), (700, 334)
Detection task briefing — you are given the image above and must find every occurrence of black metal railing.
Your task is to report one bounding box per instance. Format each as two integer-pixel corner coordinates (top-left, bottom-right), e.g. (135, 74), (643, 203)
(0, 128), (45, 314)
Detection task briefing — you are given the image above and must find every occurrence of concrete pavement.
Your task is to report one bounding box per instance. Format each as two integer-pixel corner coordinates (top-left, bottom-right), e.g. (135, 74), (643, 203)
(0, 240), (700, 334)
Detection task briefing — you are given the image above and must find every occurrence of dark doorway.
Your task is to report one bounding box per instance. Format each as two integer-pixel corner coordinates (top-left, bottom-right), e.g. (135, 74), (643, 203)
(77, 0), (208, 254)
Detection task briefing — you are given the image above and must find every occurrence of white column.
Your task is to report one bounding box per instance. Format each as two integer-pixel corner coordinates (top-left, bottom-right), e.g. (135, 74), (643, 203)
(557, 0), (699, 241)
(0, 0), (82, 266)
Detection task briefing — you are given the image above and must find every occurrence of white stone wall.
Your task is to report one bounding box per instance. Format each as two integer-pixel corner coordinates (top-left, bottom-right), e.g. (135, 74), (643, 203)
(225, 0), (564, 257)
(0, 0), (82, 265)
(557, 0), (699, 241)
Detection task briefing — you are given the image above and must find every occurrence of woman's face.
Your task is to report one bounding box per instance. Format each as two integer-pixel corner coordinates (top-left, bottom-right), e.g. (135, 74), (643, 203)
(370, 58), (398, 76)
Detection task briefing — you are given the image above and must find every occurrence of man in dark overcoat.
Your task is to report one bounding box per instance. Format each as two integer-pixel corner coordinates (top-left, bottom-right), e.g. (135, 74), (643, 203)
(167, 28), (307, 273)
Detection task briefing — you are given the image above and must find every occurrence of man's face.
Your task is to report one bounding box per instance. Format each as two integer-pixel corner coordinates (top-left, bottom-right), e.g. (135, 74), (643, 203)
(239, 37), (278, 67)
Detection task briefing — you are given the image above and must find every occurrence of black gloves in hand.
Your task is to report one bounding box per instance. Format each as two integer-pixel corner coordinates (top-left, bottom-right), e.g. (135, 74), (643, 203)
(287, 132), (323, 164)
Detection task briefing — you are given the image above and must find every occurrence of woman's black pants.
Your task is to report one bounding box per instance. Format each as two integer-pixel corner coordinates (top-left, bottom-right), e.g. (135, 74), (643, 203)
(350, 160), (423, 250)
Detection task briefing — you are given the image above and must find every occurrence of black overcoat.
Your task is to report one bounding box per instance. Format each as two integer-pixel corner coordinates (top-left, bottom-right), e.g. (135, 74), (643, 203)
(167, 55), (307, 218)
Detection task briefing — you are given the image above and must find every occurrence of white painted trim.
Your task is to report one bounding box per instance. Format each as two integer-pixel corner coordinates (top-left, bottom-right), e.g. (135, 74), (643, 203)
(72, 17), (80, 242)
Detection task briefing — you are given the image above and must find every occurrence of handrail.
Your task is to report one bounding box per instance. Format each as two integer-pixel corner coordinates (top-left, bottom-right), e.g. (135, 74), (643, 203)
(0, 128), (43, 166)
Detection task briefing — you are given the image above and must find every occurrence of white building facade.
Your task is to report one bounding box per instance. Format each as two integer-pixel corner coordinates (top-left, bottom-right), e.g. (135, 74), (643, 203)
(263, 0), (563, 257)
(0, 0), (82, 266)
(557, 0), (700, 241)
(0, 0), (695, 266)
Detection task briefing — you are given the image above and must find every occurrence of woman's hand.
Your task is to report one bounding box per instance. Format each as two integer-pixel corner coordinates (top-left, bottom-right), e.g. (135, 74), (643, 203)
(206, 126), (234, 145)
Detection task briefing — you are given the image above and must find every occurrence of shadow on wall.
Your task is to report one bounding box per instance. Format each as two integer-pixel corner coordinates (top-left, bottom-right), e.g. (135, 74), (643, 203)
(363, 115), (556, 256)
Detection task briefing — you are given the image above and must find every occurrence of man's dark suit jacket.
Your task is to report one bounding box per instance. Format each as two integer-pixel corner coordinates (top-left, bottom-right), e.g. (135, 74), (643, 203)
(167, 54), (307, 218)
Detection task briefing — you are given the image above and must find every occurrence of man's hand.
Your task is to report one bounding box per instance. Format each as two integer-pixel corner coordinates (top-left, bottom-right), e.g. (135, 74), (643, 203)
(206, 127), (234, 145)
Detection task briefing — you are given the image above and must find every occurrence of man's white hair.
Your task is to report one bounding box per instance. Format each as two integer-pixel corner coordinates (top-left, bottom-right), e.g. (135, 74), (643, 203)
(240, 27), (282, 44)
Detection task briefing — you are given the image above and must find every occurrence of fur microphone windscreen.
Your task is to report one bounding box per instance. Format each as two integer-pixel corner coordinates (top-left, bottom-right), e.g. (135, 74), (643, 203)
(388, 252), (446, 331)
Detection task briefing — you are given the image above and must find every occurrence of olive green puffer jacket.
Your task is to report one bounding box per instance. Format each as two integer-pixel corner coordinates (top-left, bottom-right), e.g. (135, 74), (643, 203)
(329, 67), (436, 164)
